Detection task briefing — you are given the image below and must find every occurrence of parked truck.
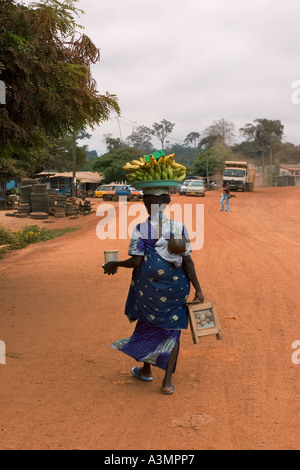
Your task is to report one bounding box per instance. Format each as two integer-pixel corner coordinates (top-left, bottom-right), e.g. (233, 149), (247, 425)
(223, 161), (256, 192)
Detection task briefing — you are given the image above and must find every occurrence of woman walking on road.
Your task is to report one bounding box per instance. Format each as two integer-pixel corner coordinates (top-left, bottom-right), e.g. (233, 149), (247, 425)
(103, 190), (204, 395)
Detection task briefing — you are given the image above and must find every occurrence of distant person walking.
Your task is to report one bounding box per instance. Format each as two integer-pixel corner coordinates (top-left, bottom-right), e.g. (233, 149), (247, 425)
(220, 182), (230, 212)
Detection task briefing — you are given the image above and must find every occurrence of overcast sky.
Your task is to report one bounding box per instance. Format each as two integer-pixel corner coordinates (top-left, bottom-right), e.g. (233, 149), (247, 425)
(25, 0), (300, 154)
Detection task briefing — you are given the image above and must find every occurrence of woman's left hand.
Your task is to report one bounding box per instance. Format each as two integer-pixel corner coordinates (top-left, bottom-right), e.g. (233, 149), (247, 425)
(103, 261), (118, 275)
(193, 289), (204, 304)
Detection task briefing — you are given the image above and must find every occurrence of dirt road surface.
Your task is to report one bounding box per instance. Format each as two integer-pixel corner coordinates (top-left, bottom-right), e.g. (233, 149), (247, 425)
(0, 187), (300, 450)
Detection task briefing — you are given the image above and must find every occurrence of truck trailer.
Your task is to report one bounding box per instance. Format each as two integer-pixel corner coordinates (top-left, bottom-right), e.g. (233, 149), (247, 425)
(223, 161), (256, 192)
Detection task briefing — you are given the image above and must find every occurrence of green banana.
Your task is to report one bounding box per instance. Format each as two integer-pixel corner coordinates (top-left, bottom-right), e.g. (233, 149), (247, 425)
(155, 166), (161, 178)
(148, 168), (155, 178)
(166, 167), (174, 179)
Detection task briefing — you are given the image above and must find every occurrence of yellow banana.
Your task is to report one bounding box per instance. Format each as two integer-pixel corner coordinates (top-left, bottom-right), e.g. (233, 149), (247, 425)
(149, 155), (159, 167)
(131, 160), (144, 167)
(164, 154), (175, 165)
(123, 163), (141, 171)
(171, 162), (187, 170)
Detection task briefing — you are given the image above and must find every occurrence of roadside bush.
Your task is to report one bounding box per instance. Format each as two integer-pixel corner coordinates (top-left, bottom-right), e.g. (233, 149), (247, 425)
(0, 225), (80, 258)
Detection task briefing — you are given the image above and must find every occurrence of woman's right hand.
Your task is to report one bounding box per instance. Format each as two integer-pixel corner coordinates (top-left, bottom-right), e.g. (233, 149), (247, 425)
(103, 261), (118, 275)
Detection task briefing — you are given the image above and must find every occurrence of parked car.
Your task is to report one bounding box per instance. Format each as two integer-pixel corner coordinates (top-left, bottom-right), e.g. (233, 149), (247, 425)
(185, 180), (206, 197)
(102, 185), (143, 202)
(179, 180), (189, 195)
(94, 184), (118, 198)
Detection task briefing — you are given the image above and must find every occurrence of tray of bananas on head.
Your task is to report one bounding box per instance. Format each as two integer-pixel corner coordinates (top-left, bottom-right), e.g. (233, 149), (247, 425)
(122, 150), (187, 189)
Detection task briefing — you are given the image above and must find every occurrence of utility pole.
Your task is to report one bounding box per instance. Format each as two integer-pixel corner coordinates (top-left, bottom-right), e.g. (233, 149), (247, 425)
(206, 151), (212, 185)
(72, 133), (77, 198)
(117, 117), (123, 141)
(269, 146), (273, 186)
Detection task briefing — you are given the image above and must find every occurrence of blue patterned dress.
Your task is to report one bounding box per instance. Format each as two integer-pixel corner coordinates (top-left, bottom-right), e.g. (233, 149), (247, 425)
(111, 214), (191, 371)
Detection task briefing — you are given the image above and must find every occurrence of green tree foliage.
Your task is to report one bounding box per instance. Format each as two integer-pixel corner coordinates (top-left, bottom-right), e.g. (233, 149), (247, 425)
(240, 119), (284, 149)
(184, 132), (201, 148)
(150, 119), (175, 150)
(163, 143), (197, 169)
(6, 132), (92, 177)
(192, 146), (226, 179)
(239, 119), (285, 184)
(105, 137), (128, 153)
(0, 0), (119, 180)
(93, 147), (144, 183)
(126, 125), (153, 154)
(275, 142), (300, 164)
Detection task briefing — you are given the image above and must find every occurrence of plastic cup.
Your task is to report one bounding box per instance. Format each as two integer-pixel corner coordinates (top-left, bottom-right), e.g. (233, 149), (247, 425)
(104, 250), (119, 272)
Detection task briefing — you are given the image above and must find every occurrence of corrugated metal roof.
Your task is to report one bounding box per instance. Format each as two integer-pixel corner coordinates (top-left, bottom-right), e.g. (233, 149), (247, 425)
(37, 172), (102, 183)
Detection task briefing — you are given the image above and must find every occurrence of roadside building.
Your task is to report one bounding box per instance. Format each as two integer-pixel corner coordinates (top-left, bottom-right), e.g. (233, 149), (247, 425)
(37, 172), (103, 196)
(276, 164), (300, 187)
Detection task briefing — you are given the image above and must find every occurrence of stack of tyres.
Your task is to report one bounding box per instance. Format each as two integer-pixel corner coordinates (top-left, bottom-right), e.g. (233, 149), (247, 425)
(15, 203), (31, 218)
(16, 182), (35, 217)
(48, 189), (57, 215)
(20, 185), (33, 206)
(65, 198), (79, 217)
(55, 195), (67, 218)
(30, 184), (49, 219)
(30, 212), (49, 220)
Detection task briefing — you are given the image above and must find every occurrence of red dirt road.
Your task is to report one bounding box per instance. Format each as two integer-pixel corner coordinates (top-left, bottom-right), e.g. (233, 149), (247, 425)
(0, 187), (300, 450)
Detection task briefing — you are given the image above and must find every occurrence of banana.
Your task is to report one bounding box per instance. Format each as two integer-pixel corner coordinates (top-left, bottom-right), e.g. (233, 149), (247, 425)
(131, 160), (144, 167)
(149, 155), (155, 168)
(123, 163), (141, 171)
(136, 169), (146, 177)
(164, 154), (175, 165)
(166, 167), (174, 179)
(154, 170), (161, 180)
(124, 153), (186, 183)
(155, 166), (162, 178)
(148, 168), (155, 179)
(171, 162), (187, 170)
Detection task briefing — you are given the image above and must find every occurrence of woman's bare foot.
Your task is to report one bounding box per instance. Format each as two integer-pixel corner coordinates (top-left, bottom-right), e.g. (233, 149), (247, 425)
(162, 380), (175, 395)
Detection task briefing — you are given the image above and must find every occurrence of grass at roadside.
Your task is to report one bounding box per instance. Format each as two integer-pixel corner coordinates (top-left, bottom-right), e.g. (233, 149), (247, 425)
(0, 225), (81, 258)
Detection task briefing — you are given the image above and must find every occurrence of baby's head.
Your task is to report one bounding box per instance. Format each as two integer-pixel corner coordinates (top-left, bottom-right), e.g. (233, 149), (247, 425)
(168, 236), (188, 256)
